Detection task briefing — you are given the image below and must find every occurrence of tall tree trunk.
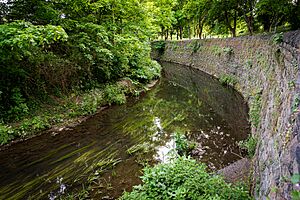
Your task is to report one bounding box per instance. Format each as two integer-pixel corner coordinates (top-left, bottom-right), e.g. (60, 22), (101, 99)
(165, 29), (169, 40)
(180, 26), (183, 39)
(241, 0), (255, 35)
(233, 10), (237, 37)
(199, 24), (203, 39)
(225, 10), (236, 37)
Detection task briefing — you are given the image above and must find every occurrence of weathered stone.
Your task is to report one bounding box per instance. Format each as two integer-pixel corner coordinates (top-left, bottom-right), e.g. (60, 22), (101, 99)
(217, 158), (251, 184)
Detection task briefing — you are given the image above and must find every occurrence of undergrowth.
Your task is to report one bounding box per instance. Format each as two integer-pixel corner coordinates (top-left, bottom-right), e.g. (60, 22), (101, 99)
(0, 82), (149, 145)
(120, 156), (252, 200)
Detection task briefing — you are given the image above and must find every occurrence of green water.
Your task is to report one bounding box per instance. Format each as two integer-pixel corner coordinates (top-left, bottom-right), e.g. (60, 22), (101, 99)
(0, 62), (249, 199)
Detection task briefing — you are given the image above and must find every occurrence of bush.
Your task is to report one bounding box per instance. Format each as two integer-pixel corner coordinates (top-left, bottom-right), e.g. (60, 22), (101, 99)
(0, 124), (15, 145)
(152, 40), (166, 54)
(174, 132), (196, 156)
(121, 157), (252, 200)
(103, 84), (126, 105)
(0, 21), (69, 121)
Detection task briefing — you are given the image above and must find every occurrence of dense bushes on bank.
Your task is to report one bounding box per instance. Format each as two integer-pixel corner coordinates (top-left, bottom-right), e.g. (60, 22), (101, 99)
(0, 0), (161, 144)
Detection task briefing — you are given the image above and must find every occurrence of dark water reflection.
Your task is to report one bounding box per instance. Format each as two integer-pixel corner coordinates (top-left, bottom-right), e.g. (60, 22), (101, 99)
(0, 62), (249, 199)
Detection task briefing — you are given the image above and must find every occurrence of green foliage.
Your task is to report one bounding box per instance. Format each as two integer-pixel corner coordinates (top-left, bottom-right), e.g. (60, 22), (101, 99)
(291, 174), (300, 200)
(121, 157), (252, 200)
(256, 0), (293, 32)
(174, 132), (196, 156)
(219, 74), (238, 86)
(152, 40), (166, 54)
(71, 89), (104, 116)
(103, 84), (127, 105)
(0, 124), (15, 145)
(272, 32), (284, 44)
(191, 40), (202, 53)
(130, 60), (161, 83)
(249, 92), (262, 128)
(223, 47), (234, 55)
(0, 1), (162, 124)
(292, 95), (300, 113)
(238, 135), (258, 158)
(7, 88), (29, 121)
(0, 21), (69, 121)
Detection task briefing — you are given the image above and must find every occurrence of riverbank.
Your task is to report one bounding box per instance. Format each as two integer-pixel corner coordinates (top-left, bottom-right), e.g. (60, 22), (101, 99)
(0, 79), (159, 149)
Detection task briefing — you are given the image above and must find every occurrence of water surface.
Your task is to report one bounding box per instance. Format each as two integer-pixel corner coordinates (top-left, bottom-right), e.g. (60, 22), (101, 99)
(0, 62), (249, 199)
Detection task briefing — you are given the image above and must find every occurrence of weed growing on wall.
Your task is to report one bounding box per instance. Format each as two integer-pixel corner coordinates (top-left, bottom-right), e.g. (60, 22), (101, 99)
(249, 92), (262, 129)
(191, 40), (202, 53)
(292, 94), (300, 113)
(291, 174), (300, 200)
(238, 135), (258, 158)
(219, 74), (238, 86)
(271, 32), (284, 44)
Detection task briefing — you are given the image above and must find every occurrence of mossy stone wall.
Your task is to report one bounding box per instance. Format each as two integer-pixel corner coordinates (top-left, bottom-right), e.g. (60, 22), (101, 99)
(151, 31), (300, 199)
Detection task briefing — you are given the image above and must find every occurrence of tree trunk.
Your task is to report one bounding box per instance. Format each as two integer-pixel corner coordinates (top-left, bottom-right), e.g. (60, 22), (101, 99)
(180, 26), (183, 39)
(165, 29), (169, 40)
(224, 10), (236, 37)
(241, 0), (255, 35)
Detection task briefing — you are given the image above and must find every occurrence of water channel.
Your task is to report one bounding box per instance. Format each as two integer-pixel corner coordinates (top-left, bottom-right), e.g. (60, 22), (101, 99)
(0, 62), (250, 199)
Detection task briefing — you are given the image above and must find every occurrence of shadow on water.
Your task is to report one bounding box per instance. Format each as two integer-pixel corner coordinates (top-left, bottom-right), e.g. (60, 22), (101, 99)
(0, 62), (250, 200)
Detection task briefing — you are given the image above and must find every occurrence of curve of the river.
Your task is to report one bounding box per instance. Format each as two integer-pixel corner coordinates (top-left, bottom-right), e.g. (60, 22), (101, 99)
(0, 62), (250, 199)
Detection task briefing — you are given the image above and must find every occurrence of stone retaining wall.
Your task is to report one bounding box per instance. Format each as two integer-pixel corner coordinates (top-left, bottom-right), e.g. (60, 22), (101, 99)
(151, 31), (300, 200)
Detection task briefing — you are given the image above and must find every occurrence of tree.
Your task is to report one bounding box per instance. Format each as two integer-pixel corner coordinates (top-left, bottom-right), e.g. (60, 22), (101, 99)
(152, 0), (176, 40)
(240, 0), (256, 35)
(289, 0), (300, 30)
(183, 0), (209, 39)
(0, 0), (9, 24)
(256, 0), (293, 32)
(207, 0), (241, 37)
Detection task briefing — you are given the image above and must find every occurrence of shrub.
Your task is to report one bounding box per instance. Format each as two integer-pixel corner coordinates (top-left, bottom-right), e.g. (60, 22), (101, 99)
(174, 132), (196, 156)
(103, 84), (126, 105)
(0, 124), (15, 145)
(121, 157), (252, 200)
(152, 40), (166, 54)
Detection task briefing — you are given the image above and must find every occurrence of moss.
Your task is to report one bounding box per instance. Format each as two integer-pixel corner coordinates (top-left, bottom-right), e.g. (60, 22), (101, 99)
(249, 92), (262, 129)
